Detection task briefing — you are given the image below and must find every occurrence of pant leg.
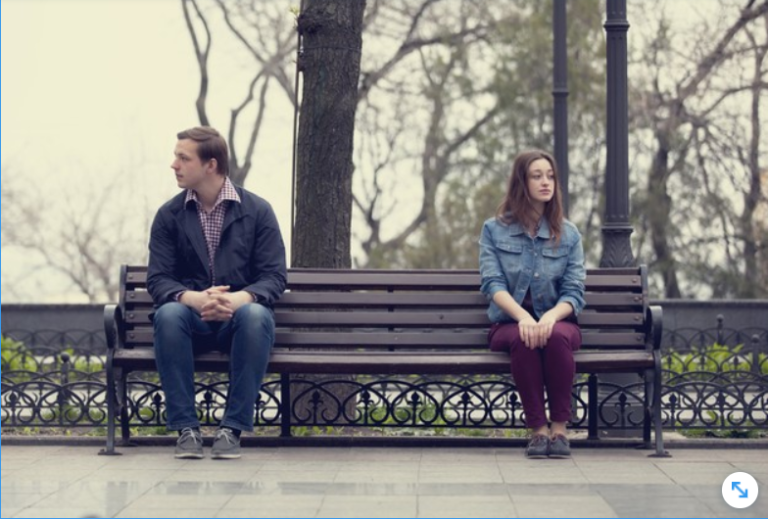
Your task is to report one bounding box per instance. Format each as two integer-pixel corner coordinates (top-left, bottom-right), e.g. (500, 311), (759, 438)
(153, 302), (214, 431)
(542, 321), (582, 423)
(216, 303), (275, 432)
(489, 323), (548, 429)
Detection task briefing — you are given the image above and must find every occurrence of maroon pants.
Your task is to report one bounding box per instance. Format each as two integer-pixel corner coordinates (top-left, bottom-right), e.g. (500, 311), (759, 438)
(489, 321), (582, 429)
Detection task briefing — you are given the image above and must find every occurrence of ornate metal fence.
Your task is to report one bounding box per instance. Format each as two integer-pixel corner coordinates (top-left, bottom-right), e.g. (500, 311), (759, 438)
(2, 321), (767, 436)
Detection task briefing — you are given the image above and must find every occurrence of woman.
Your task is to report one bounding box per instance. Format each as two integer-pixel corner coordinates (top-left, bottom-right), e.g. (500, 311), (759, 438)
(479, 149), (586, 459)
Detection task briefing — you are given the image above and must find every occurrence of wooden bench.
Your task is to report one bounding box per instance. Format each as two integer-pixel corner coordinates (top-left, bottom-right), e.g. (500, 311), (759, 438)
(102, 265), (666, 456)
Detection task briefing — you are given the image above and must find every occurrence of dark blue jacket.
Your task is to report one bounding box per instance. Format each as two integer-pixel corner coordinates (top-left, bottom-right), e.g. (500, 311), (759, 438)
(147, 185), (287, 309)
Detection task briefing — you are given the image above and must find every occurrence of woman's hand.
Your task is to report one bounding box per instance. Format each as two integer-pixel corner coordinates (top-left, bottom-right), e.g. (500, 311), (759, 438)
(518, 315), (544, 349)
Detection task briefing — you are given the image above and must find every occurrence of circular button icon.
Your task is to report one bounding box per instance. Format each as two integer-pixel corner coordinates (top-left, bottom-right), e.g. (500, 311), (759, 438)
(722, 472), (758, 509)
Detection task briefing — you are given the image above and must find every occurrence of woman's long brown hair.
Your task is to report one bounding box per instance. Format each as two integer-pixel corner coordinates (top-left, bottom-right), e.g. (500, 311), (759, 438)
(495, 149), (564, 243)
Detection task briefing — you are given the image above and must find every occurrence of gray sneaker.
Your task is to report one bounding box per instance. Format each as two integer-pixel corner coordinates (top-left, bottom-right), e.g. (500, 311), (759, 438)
(175, 427), (203, 459)
(211, 428), (241, 459)
(548, 434), (571, 458)
(525, 434), (550, 459)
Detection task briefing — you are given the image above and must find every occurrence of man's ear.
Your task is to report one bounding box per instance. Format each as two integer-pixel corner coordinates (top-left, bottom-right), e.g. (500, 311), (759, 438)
(207, 158), (218, 174)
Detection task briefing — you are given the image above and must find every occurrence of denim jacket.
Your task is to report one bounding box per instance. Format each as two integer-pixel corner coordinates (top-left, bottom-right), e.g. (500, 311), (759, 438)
(478, 216), (586, 323)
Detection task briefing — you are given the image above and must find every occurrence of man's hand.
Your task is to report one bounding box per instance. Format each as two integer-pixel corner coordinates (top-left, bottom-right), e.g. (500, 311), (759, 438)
(200, 289), (254, 322)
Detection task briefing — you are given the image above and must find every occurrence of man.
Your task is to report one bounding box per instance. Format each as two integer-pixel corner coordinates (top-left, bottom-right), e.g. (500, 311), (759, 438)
(147, 126), (286, 459)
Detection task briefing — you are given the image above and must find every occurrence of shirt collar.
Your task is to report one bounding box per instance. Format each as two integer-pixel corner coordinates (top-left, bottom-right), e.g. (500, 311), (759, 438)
(185, 177), (241, 207)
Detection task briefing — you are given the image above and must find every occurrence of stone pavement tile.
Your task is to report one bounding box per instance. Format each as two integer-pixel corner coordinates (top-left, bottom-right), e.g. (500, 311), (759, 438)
(12, 506), (116, 518)
(599, 495), (716, 518)
(419, 449), (500, 463)
(506, 484), (598, 497)
(656, 462), (735, 485)
(695, 494), (768, 518)
(325, 482), (419, 496)
(79, 468), (177, 484)
(9, 468), (95, 482)
(258, 460), (345, 471)
(235, 481), (329, 496)
(1, 479), (71, 493)
(29, 481), (155, 514)
(114, 506), (222, 518)
(731, 462), (768, 475)
(348, 447), (424, 462)
(252, 470), (338, 483)
(334, 469), (419, 484)
(148, 480), (248, 495)
(125, 491), (233, 509)
(222, 494), (324, 515)
(0, 493), (49, 510)
(512, 494), (618, 518)
(501, 465), (589, 485)
(99, 453), (201, 470)
(419, 483), (511, 497)
(166, 467), (259, 483)
(317, 495), (418, 518)
(597, 483), (692, 498)
(269, 447), (354, 461)
(418, 468), (503, 484)
(0, 507), (24, 518)
(342, 460), (421, 472)
(417, 494), (517, 518)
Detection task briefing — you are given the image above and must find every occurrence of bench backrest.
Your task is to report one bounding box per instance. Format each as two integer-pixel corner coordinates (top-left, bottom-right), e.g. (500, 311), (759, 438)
(118, 266), (651, 352)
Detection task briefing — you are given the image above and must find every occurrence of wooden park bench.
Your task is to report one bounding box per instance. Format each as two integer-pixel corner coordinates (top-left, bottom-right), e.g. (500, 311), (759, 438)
(102, 265), (666, 456)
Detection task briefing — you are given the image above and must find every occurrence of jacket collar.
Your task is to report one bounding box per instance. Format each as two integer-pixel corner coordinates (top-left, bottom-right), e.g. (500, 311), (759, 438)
(506, 219), (551, 239)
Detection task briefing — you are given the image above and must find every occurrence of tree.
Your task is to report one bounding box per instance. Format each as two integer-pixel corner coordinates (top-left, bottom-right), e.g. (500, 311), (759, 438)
(628, 0), (768, 297)
(292, 0), (366, 268)
(1, 170), (150, 302)
(181, 0), (298, 186)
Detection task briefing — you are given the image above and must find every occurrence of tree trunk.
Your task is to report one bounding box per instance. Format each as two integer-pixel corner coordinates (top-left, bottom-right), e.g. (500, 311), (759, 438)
(293, 0), (365, 268)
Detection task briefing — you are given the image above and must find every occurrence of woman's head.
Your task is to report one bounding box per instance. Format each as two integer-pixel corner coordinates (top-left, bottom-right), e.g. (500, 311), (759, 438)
(496, 149), (564, 241)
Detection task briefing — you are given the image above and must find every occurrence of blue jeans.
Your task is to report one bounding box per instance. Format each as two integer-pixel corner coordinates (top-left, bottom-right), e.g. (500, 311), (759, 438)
(153, 302), (275, 432)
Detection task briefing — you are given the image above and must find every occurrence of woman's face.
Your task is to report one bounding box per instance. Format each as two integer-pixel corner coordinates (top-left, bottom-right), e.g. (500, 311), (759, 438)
(526, 158), (555, 209)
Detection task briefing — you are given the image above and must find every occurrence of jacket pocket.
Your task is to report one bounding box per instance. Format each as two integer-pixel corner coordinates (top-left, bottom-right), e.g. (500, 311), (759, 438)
(542, 245), (569, 278)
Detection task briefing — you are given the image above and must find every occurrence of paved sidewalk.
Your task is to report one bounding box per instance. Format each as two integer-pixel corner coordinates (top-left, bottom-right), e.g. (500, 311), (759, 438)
(1, 444), (766, 518)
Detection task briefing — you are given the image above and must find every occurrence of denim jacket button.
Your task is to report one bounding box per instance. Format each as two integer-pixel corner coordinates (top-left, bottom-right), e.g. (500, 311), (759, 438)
(534, 273), (540, 278)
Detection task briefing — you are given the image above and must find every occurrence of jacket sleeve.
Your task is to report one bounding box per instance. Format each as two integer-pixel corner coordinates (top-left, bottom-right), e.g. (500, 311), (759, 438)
(478, 221), (509, 299)
(557, 231), (586, 315)
(242, 202), (287, 306)
(147, 208), (188, 306)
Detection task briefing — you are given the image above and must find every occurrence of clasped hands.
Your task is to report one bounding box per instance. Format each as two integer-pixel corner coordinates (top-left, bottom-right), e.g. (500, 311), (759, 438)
(180, 286), (254, 322)
(517, 314), (558, 349)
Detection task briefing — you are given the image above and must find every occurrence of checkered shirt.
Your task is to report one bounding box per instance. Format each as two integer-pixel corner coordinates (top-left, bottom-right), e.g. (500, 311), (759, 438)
(185, 178), (241, 285)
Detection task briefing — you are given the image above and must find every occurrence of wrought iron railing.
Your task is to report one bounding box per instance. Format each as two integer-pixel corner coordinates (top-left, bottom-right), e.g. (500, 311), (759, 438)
(2, 322), (767, 435)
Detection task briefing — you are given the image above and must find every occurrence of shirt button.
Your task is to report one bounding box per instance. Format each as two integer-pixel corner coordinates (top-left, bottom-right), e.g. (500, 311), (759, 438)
(534, 273), (540, 278)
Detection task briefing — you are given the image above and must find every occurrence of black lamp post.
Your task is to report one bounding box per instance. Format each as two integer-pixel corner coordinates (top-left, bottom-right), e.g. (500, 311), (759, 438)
(553, 0), (569, 216)
(601, 0), (634, 267)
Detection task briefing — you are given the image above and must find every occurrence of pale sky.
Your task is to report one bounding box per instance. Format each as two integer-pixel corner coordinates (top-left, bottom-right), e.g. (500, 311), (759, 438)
(1, 0), (295, 302)
(0, 0), (728, 303)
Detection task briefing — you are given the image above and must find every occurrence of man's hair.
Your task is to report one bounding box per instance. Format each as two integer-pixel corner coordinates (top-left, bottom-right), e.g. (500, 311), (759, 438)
(177, 126), (229, 176)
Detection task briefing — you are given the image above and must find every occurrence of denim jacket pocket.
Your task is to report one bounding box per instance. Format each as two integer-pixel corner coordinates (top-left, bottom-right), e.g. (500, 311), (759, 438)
(542, 245), (569, 278)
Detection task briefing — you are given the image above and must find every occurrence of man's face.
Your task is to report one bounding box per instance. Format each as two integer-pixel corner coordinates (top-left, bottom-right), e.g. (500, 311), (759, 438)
(170, 139), (214, 190)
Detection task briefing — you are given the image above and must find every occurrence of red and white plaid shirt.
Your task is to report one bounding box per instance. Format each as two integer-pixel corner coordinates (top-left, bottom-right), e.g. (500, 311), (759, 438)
(185, 178), (241, 285)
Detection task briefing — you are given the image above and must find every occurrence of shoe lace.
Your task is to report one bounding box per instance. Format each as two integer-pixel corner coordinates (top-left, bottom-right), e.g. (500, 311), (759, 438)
(179, 427), (202, 446)
(215, 428), (237, 446)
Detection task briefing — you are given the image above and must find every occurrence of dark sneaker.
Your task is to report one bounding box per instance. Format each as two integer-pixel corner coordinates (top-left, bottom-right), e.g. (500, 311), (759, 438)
(548, 434), (571, 458)
(211, 428), (241, 459)
(525, 434), (550, 459)
(175, 427), (203, 459)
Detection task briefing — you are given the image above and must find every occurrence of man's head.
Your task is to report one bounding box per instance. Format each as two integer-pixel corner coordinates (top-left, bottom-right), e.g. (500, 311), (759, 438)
(175, 126), (229, 177)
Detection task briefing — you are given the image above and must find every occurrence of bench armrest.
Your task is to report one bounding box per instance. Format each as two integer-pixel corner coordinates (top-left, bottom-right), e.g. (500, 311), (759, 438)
(103, 304), (124, 351)
(646, 304), (663, 351)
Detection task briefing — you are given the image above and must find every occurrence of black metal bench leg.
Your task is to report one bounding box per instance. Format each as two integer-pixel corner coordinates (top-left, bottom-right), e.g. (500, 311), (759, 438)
(641, 370), (652, 449)
(648, 358), (670, 458)
(587, 374), (598, 440)
(118, 377), (133, 446)
(99, 361), (121, 456)
(280, 373), (292, 437)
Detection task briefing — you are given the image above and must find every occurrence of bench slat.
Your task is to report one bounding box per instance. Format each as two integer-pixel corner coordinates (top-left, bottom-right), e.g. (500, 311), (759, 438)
(112, 348), (654, 375)
(122, 328), (646, 349)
